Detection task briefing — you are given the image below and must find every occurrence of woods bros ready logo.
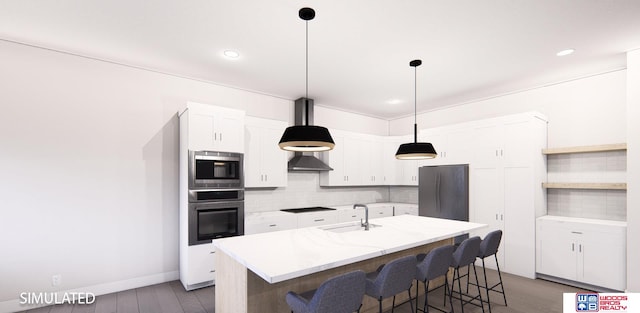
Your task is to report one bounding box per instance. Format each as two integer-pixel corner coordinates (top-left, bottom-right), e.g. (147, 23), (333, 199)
(576, 293), (629, 312)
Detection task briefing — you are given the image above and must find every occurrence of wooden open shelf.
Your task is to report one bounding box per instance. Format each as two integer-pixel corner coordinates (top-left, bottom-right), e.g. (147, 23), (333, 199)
(542, 143), (627, 155)
(542, 182), (627, 190)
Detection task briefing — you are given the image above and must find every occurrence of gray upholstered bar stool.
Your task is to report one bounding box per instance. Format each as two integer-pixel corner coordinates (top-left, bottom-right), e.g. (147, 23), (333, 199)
(285, 270), (366, 313)
(469, 230), (507, 313)
(450, 236), (485, 313)
(365, 255), (417, 313)
(415, 245), (455, 313)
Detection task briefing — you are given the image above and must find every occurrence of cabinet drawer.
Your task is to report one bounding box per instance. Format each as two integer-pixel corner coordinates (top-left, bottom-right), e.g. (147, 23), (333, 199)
(245, 214), (297, 235)
(394, 205), (418, 216)
(339, 208), (365, 222)
(369, 206), (394, 219)
(297, 211), (339, 228)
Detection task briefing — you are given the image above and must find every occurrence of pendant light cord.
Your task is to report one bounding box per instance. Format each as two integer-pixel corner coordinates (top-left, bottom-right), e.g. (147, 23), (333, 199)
(305, 19), (309, 126)
(413, 63), (418, 143)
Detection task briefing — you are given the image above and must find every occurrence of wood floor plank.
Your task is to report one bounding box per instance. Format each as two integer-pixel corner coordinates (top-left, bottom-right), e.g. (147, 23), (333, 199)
(192, 287), (215, 313)
(93, 293), (116, 313)
(135, 285), (162, 313)
(69, 301), (95, 313)
(169, 281), (206, 313)
(154, 283), (184, 313)
(115, 289), (139, 313)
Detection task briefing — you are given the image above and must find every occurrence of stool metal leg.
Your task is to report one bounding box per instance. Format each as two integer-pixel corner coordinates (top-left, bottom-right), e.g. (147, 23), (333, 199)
(495, 254), (508, 306)
(472, 263), (486, 313)
(482, 258), (492, 313)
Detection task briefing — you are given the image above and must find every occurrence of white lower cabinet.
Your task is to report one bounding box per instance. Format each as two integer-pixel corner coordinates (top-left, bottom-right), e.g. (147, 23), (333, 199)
(245, 212), (298, 235)
(393, 204), (418, 216)
(368, 205), (394, 219)
(184, 243), (216, 288)
(536, 216), (627, 291)
(297, 211), (340, 228)
(339, 207), (365, 222)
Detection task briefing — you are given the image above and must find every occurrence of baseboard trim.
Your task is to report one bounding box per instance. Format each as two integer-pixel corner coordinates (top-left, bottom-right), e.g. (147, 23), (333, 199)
(0, 271), (179, 313)
(536, 273), (623, 293)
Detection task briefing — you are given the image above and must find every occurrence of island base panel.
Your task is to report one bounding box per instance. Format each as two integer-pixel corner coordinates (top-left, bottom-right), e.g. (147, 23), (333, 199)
(216, 238), (452, 313)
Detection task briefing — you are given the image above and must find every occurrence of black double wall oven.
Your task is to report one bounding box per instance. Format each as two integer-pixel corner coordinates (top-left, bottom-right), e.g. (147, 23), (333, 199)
(188, 151), (244, 246)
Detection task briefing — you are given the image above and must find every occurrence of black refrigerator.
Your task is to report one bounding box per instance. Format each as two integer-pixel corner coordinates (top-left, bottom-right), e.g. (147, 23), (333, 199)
(418, 164), (469, 244)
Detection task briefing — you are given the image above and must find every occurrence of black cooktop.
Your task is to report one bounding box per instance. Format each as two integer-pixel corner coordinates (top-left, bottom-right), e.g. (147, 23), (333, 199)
(280, 207), (337, 213)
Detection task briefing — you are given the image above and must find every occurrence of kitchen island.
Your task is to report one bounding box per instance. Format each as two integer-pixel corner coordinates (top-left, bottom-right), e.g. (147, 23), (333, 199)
(213, 215), (485, 313)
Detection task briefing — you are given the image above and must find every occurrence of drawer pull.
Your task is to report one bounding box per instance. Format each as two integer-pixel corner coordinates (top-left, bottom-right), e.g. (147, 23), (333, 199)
(269, 224), (277, 227)
(210, 251), (215, 254)
(571, 231), (583, 234)
(314, 219), (325, 222)
(210, 270), (215, 273)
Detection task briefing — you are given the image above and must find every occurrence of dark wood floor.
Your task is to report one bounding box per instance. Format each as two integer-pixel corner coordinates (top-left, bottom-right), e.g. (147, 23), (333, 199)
(20, 269), (586, 313)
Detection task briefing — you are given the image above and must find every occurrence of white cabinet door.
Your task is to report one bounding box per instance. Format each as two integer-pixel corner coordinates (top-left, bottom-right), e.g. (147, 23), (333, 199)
(382, 139), (400, 185)
(186, 102), (245, 153)
(580, 228), (626, 290)
(214, 113), (245, 153)
(503, 167), (536, 278)
(537, 222), (577, 279)
(361, 136), (384, 185)
(320, 131), (365, 186)
(189, 113), (216, 151)
(244, 117), (287, 188)
(471, 166), (505, 269)
(320, 132), (347, 186)
(186, 244), (216, 285)
(343, 136), (362, 185)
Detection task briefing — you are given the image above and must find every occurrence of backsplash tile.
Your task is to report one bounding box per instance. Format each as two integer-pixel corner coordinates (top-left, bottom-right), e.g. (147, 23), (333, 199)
(547, 189), (626, 221)
(245, 172), (390, 213)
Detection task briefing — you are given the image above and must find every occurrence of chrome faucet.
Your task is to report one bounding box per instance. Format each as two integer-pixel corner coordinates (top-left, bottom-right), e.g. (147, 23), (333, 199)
(354, 204), (369, 231)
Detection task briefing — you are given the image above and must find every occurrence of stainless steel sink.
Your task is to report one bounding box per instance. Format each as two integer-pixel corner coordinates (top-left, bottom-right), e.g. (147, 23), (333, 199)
(319, 222), (381, 233)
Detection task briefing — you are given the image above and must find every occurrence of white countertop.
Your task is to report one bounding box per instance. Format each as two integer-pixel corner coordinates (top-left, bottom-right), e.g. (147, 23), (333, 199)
(214, 215), (485, 284)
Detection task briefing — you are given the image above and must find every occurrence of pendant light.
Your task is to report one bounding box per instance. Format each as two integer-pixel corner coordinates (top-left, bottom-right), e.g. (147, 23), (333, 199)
(279, 8), (335, 152)
(395, 59), (437, 160)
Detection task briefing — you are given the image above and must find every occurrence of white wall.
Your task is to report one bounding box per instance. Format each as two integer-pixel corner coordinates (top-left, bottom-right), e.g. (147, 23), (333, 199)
(0, 39), (392, 312)
(389, 70), (627, 148)
(627, 49), (640, 292)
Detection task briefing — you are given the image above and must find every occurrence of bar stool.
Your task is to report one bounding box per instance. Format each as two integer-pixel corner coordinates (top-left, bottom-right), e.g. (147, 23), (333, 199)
(285, 270), (366, 313)
(469, 230), (507, 312)
(365, 255), (417, 313)
(450, 236), (485, 313)
(415, 245), (455, 313)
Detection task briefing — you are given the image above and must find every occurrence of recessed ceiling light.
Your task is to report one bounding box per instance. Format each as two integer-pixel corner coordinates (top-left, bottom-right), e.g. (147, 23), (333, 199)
(556, 49), (575, 56)
(387, 99), (403, 105)
(223, 50), (240, 59)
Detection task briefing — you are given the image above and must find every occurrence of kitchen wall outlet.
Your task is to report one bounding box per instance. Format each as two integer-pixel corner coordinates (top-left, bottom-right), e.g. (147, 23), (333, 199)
(52, 274), (61, 286)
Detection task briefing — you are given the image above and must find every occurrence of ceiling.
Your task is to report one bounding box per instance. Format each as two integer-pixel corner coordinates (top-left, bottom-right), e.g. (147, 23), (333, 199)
(2, 0), (640, 119)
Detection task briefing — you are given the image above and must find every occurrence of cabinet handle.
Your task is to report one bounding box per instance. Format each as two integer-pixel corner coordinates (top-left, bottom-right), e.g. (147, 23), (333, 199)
(220, 133), (223, 141)
(261, 174), (264, 181)
(314, 219), (325, 222)
(501, 149), (503, 156)
(210, 270), (215, 273)
(572, 243), (575, 251)
(500, 214), (503, 221)
(571, 231), (583, 234)
(495, 150), (498, 157)
(265, 174), (268, 181)
(579, 244), (582, 253)
(210, 251), (215, 254)
(269, 224), (277, 227)
(495, 214), (498, 220)
(214, 132), (217, 140)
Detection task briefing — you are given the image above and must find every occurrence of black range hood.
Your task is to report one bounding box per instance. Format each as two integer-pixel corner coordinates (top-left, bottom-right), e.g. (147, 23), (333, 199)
(287, 98), (333, 171)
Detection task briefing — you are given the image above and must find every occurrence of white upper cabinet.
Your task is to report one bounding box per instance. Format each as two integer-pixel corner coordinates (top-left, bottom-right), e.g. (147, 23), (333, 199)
(382, 137), (401, 185)
(361, 135), (384, 185)
(320, 130), (365, 186)
(244, 116), (288, 188)
(186, 102), (245, 153)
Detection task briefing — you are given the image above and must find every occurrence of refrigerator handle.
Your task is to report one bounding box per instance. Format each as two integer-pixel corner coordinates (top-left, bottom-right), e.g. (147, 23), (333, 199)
(436, 173), (440, 212)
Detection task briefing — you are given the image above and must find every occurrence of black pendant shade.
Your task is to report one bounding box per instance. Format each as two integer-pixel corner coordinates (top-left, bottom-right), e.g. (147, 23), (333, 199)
(278, 7), (335, 152)
(395, 59), (438, 160)
(278, 125), (335, 152)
